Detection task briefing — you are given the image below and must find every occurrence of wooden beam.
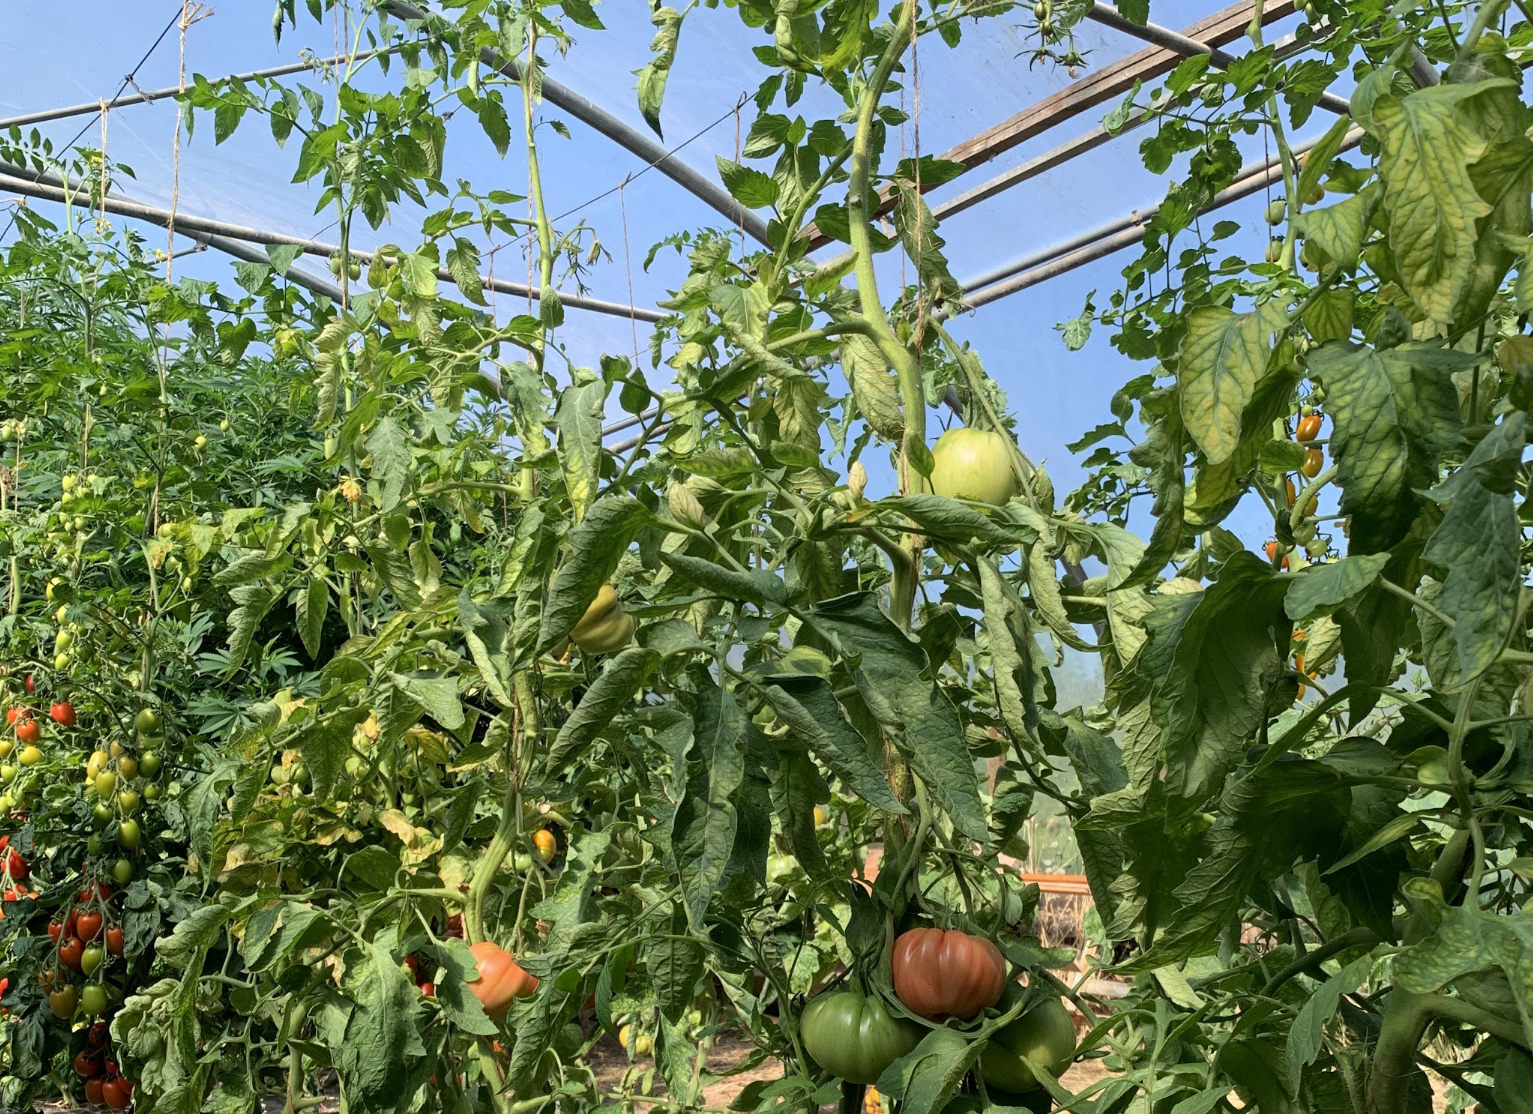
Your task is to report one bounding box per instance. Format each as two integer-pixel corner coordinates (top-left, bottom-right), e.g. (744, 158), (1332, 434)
(804, 0), (1296, 249)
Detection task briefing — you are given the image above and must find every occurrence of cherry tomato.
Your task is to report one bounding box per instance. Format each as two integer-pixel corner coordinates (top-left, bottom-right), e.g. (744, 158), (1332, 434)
(111, 859), (133, 886)
(17, 745), (41, 766)
(116, 755), (138, 779)
(89, 1021), (110, 1046)
(80, 984), (108, 1016)
(116, 820), (141, 850)
(134, 708), (161, 735)
(1296, 413), (1323, 442)
(23, 674), (34, 694)
(532, 829), (558, 864)
(50, 702), (76, 726)
(139, 752), (161, 777)
(3, 708), (21, 726)
(1301, 446), (1324, 478)
(81, 945), (105, 976)
(74, 1050), (102, 1077)
(76, 910), (103, 942)
(60, 936), (86, 971)
(48, 985), (77, 1019)
(48, 920), (63, 943)
(85, 1078), (105, 1105)
(15, 720), (39, 746)
(421, 982), (436, 997)
(106, 926), (125, 956)
(102, 1076), (131, 1110)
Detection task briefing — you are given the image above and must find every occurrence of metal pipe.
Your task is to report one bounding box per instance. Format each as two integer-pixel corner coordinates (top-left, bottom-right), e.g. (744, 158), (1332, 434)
(0, 162), (665, 322)
(1086, 2), (1352, 116)
(956, 127), (1364, 309)
(0, 47), (397, 132)
(380, 1), (770, 246)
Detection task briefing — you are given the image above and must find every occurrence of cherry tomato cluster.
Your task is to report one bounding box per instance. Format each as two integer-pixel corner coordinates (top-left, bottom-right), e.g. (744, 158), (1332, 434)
(71, 1021), (134, 1109)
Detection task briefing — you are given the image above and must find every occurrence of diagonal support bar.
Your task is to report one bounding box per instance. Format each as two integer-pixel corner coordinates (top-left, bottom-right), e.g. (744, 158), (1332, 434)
(381, 2), (770, 246)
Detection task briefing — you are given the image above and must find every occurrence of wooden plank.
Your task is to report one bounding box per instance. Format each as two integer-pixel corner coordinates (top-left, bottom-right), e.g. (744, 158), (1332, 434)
(1021, 872), (1093, 896)
(940, 0), (1297, 172)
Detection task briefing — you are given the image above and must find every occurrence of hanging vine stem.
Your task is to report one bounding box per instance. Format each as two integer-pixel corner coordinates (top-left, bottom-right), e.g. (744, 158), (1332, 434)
(848, 0), (924, 628)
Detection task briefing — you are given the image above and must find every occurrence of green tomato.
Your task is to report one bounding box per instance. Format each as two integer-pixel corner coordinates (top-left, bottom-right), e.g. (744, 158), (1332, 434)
(93, 803), (113, 827)
(80, 984), (108, 1017)
(0, 765), (16, 784)
(925, 428), (1021, 506)
(55, 630), (73, 652)
(134, 708), (161, 735)
(513, 851), (533, 872)
(117, 790), (141, 815)
(139, 751), (161, 777)
(111, 859), (134, 886)
(117, 819), (142, 850)
(800, 991), (922, 1085)
(143, 782), (162, 802)
(290, 761), (311, 789)
(270, 763), (290, 786)
(87, 835), (104, 857)
(80, 945), (105, 976)
(569, 586), (635, 654)
(95, 771), (117, 798)
(979, 992), (1076, 1093)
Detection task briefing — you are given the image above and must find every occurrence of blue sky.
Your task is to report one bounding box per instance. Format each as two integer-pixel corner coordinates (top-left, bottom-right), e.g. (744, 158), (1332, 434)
(1, 0), (1321, 558)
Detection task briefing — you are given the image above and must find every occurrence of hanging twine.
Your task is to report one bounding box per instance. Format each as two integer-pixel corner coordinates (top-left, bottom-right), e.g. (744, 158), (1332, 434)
(620, 174), (640, 365)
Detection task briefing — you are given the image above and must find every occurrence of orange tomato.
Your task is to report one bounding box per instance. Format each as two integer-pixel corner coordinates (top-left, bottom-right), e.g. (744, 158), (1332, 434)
(1301, 446), (1324, 478)
(1296, 413), (1323, 442)
(891, 928), (1007, 1020)
(468, 941), (539, 1019)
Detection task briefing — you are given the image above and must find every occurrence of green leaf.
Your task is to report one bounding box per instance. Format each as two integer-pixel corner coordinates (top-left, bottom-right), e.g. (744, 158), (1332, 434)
(769, 745), (833, 883)
(1296, 114), (1356, 202)
(561, 0), (605, 29)
(660, 552), (786, 606)
(1322, 811), (1422, 875)
(891, 180), (961, 306)
(977, 558), (1042, 754)
(762, 679), (905, 814)
(296, 575), (328, 660)
(647, 905), (705, 1024)
(225, 584), (275, 675)
(1284, 554), (1391, 619)
(555, 376), (607, 522)
(424, 938), (498, 1036)
(389, 673), (464, 731)
(1285, 955), (1372, 1088)
(802, 593), (986, 841)
(365, 416), (412, 513)
(155, 904), (234, 967)
(1308, 341), (1472, 554)
(537, 496), (654, 653)
(876, 1028), (984, 1114)
(842, 331), (904, 440)
(1305, 287), (1356, 345)
(1422, 413), (1526, 682)
(634, 6), (684, 138)
(445, 238), (487, 306)
(545, 647), (661, 770)
(298, 710), (367, 801)
(715, 156), (780, 209)
(1373, 82), (1513, 325)
(336, 941), (423, 1108)
(1178, 300), (1286, 465)
(672, 679), (746, 923)
(213, 550), (291, 586)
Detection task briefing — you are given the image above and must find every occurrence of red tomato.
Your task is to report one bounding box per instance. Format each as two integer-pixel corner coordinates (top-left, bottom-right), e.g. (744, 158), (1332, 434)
(75, 1050), (102, 1077)
(47, 920), (63, 943)
(106, 926), (125, 956)
(1, 847), (28, 881)
(468, 941), (539, 1019)
(23, 674), (34, 695)
(59, 935), (86, 972)
(76, 911), (103, 942)
(15, 720), (39, 745)
(3, 708), (20, 726)
(78, 882), (113, 903)
(421, 982), (436, 997)
(88, 1021), (110, 1046)
(50, 702), (76, 726)
(85, 1078), (105, 1106)
(102, 1077), (131, 1110)
(891, 928), (1008, 1020)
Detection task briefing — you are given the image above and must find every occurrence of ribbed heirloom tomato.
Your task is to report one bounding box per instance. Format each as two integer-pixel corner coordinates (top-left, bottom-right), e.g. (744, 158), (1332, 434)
(925, 427), (1021, 506)
(800, 990), (922, 1085)
(468, 941), (538, 1019)
(979, 987), (1076, 1093)
(891, 928), (1007, 1020)
(569, 585), (635, 654)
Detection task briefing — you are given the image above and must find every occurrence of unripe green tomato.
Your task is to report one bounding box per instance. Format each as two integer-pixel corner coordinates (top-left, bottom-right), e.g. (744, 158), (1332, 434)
(800, 991), (922, 1085)
(17, 745), (42, 767)
(1265, 241), (1282, 263)
(117, 819), (142, 850)
(513, 851), (533, 872)
(570, 586), (635, 654)
(1305, 536), (1328, 558)
(0, 793), (11, 812)
(55, 630), (73, 652)
(93, 803), (113, 827)
(139, 752), (161, 777)
(80, 984), (108, 1017)
(291, 762), (311, 788)
(87, 835), (104, 857)
(194, 434), (208, 450)
(925, 428), (1022, 505)
(134, 708), (162, 735)
(979, 993), (1076, 1093)
(117, 755), (138, 779)
(56, 604), (69, 622)
(118, 790), (141, 815)
(1265, 198), (1286, 225)
(0, 765), (15, 785)
(80, 945), (105, 976)
(270, 764), (290, 786)
(54, 653), (70, 671)
(142, 782), (161, 802)
(1293, 521), (1317, 545)
(95, 771), (117, 798)
(111, 859), (134, 885)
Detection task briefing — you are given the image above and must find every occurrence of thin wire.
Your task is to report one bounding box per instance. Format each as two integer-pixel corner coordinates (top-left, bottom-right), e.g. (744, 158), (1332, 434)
(620, 176), (639, 364)
(58, 5), (184, 155)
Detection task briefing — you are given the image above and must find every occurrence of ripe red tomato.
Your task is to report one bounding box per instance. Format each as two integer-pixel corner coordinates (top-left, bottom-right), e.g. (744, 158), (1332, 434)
(1296, 413), (1323, 442)
(59, 936), (86, 971)
(48, 920), (63, 943)
(75, 1050), (102, 1077)
(4, 707), (22, 726)
(421, 982), (436, 997)
(891, 928), (1007, 1020)
(23, 674), (34, 695)
(15, 720), (39, 745)
(106, 926), (125, 956)
(102, 1077), (131, 1110)
(88, 1021), (110, 1046)
(468, 941), (539, 1019)
(50, 702), (76, 726)
(1, 846), (28, 881)
(79, 882), (113, 903)
(76, 910), (104, 942)
(85, 1078), (106, 1106)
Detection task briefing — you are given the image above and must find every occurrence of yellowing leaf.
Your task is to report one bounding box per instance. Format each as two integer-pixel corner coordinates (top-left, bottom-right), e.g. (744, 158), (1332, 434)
(1178, 300), (1286, 466)
(1372, 83), (1512, 326)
